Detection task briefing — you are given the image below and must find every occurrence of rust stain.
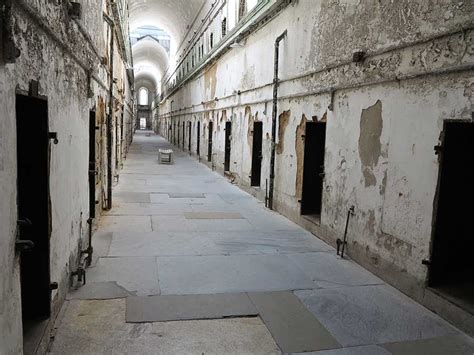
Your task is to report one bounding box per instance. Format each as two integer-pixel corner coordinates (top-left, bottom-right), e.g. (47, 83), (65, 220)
(295, 114), (308, 198)
(276, 110), (291, 155)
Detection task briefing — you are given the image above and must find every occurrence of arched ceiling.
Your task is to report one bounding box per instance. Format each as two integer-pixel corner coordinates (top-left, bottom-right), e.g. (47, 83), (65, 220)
(135, 70), (158, 93)
(132, 39), (169, 78)
(129, 0), (206, 52)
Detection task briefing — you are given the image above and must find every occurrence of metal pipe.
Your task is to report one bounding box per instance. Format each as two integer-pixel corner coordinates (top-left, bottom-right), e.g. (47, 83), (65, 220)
(106, 12), (115, 211)
(268, 30), (287, 210)
(337, 206), (355, 258)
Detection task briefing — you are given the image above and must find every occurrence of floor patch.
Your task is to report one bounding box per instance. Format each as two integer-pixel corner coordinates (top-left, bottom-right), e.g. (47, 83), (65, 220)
(115, 191), (151, 203)
(249, 291), (341, 353)
(126, 293), (258, 322)
(183, 212), (243, 219)
(381, 334), (474, 355)
(67, 281), (132, 300)
(168, 193), (205, 198)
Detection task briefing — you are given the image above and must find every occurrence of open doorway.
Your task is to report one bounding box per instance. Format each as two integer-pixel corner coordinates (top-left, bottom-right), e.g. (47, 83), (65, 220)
(139, 118), (146, 129)
(89, 110), (96, 219)
(197, 121), (201, 156)
(224, 121), (232, 171)
(251, 121), (263, 186)
(208, 121), (213, 162)
(429, 121), (473, 312)
(188, 122), (192, 151)
(16, 94), (51, 349)
(182, 121), (185, 149)
(301, 121), (326, 217)
(173, 122), (176, 145)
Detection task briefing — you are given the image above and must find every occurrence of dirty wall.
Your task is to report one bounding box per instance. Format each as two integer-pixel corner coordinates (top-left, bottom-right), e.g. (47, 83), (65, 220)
(0, 0), (133, 353)
(157, 0), (474, 331)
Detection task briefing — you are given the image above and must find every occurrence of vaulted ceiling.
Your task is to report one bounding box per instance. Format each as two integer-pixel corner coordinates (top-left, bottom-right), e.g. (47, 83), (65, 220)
(130, 0), (206, 98)
(129, 0), (206, 51)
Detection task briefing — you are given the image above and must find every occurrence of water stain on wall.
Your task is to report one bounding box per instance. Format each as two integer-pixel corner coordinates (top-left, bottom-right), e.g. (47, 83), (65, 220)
(358, 100), (383, 187)
(204, 63), (218, 101)
(246, 106), (254, 148)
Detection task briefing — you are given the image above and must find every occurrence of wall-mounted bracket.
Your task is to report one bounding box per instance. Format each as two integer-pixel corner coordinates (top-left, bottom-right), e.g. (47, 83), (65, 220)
(49, 132), (59, 144)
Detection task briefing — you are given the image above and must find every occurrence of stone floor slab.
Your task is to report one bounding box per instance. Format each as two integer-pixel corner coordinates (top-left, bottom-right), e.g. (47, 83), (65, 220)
(157, 254), (315, 295)
(295, 285), (458, 347)
(287, 252), (383, 288)
(114, 191), (150, 203)
(67, 282), (132, 300)
(86, 257), (160, 296)
(126, 293), (258, 322)
(249, 291), (340, 353)
(183, 212), (243, 219)
(381, 334), (474, 355)
(294, 345), (390, 355)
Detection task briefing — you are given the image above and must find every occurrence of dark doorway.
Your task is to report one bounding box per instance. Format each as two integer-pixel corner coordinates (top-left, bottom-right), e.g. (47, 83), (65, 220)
(197, 121), (201, 156)
(16, 94), (51, 344)
(224, 121), (232, 171)
(188, 122), (192, 151)
(173, 122), (176, 145)
(301, 122), (326, 216)
(177, 122), (180, 146)
(89, 111), (96, 219)
(208, 121), (213, 162)
(168, 123), (172, 140)
(182, 121), (185, 149)
(251, 121), (263, 186)
(429, 121), (473, 312)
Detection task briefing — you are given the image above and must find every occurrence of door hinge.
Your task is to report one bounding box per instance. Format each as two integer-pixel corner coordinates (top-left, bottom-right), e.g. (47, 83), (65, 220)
(15, 239), (35, 252)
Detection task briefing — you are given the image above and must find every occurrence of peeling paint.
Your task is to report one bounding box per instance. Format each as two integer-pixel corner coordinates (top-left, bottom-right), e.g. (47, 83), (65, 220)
(276, 110), (290, 155)
(295, 114), (307, 199)
(358, 100), (383, 187)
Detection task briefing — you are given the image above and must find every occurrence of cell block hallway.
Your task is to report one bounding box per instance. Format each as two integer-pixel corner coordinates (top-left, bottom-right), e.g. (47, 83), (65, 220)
(1, 0), (473, 354)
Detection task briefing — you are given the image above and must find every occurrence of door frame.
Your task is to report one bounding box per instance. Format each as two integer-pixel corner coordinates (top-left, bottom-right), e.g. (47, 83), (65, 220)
(15, 88), (52, 323)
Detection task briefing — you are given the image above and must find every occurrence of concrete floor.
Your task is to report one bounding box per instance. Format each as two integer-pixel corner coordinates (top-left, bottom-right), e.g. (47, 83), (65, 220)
(48, 131), (474, 354)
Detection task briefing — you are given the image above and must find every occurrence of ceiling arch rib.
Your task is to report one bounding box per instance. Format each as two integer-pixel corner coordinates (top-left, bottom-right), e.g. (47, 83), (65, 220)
(129, 0), (206, 55)
(135, 70), (158, 95)
(132, 39), (169, 78)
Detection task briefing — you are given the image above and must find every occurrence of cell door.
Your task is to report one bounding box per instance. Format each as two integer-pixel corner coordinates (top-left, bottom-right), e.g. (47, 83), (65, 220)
(188, 122), (192, 151)
(251, 121), (263, 186)
(197, 121), (201, 156)
(429, 121), (473, 299)
(301, 122), (326, 216)
(224, 121), (232, 171)
(208, 121), (213, 162)
(182, 121), (185, 149)
(89, 111), (96, 219)
(16, 94), (52, 333)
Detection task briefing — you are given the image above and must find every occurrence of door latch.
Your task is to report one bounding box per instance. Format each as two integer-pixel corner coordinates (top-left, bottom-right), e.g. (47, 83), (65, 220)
(49, 132), (59, 144)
